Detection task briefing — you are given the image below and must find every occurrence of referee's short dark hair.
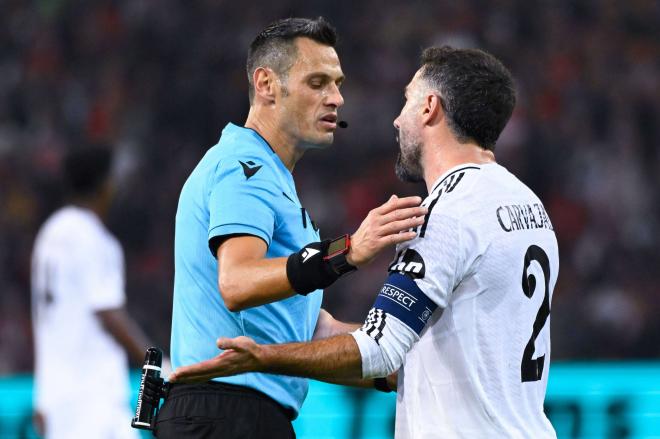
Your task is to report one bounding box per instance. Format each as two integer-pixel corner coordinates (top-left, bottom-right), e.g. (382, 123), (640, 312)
(246, 17), (337, 103)
(419, 46), (516, 151)
(63, 147), (113, 197)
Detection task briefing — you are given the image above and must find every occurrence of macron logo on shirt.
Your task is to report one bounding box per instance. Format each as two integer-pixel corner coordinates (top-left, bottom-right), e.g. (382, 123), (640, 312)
(301, 248), (320, 263)
(239, 160), (262, 180)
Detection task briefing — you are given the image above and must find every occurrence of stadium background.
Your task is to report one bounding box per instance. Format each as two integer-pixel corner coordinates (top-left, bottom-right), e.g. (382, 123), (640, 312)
(0, 0), (658, 437)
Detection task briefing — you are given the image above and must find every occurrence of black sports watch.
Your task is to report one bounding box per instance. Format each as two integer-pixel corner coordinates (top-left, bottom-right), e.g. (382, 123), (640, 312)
(323, 234), (358, 276)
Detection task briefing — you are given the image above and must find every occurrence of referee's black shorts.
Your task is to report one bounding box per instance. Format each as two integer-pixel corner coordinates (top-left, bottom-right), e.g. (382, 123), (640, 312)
(154, 381), (296, 438)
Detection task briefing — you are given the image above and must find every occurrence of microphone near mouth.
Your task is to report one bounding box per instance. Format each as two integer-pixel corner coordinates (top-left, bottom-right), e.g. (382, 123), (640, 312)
(338, 121), (348, 129)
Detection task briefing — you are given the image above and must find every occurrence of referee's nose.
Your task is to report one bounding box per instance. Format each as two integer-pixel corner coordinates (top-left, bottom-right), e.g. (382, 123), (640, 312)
(324, 82), (344, 109)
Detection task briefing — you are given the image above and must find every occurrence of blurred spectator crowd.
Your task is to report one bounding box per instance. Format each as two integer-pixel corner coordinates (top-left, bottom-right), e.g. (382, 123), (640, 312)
(1, 0), (659, 373)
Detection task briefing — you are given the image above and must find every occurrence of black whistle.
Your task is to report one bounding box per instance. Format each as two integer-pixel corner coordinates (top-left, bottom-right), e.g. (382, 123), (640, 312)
(131, 347), (163, 430)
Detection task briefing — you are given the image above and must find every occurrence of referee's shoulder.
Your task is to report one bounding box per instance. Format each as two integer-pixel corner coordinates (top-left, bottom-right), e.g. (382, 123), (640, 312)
(216, 132), (275, 167)
(203, 145), (278, 190)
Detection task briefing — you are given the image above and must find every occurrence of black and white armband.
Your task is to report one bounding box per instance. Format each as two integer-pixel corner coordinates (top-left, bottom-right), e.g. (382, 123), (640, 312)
(351, 273), (438, 378)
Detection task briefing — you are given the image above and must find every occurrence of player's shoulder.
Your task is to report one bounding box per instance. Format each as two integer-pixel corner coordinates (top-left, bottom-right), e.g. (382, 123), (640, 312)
(36, 207), (118, 253)
(422, 164), (485, 215)
(39, 207), (96, 235)
(425, 162), (531, 214)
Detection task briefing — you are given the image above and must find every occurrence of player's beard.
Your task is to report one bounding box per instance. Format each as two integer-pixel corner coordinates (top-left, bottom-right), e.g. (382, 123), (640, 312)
(395, 128), (423, 183)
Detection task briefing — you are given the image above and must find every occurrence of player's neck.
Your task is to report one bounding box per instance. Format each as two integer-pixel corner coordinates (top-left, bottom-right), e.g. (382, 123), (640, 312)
(245, 111), (304, 173)
(423, 139), (496, 192)
(69, 183), (112, 221)
(70, 197), (108, 221)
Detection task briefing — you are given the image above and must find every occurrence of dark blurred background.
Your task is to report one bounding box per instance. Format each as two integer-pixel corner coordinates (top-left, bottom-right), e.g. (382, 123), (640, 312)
(1, 0), (659, 375)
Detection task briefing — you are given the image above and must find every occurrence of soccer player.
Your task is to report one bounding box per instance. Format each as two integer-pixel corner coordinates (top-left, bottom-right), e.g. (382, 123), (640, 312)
(170, 46), (560, 438)
(155, 17), (426, 438)
(31, 147), (154, 439)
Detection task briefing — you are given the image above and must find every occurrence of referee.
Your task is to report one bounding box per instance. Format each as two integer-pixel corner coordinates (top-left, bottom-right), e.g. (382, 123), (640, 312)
(154, 17), (426, 438)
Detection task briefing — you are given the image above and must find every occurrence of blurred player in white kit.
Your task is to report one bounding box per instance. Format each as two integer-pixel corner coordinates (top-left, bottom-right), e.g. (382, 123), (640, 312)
(171, 46), (559, 438)
(31, 147), (153, 439)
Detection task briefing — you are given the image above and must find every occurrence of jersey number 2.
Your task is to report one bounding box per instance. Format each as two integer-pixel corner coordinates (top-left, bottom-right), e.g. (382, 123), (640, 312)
(520, 245), (551, 382)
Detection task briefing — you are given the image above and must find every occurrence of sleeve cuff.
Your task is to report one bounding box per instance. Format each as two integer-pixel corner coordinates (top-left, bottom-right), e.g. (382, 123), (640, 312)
(208, 223), (271, 248)
(350, 329), (383, 379)
(88, 286), (125, 311)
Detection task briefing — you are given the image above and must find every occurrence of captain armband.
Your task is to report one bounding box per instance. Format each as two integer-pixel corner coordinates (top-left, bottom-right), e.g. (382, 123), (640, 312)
(351, 273), (438, 378)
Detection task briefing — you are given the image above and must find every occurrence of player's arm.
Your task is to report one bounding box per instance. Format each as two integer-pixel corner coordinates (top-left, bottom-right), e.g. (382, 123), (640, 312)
(96, 307), (152, 365)
(78, 233), (160, 366)
(167, 330), (403, 388)
(216, 195), (427, 311)
(169, 273), (433, 385)
(319, 372), (399, 391)
(311, 308), (396, 390)
(169, 334), (362, 382)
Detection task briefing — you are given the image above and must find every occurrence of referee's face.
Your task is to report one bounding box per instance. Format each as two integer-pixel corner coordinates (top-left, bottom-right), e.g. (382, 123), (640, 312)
(278, 37), (345, 149)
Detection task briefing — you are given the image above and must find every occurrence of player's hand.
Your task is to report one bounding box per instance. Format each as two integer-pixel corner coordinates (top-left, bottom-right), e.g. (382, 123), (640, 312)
(386, 370), (398, 392)
(347, 195), (427, 266)
(33, 410), (45, 437)
(168, 336), (262, 384)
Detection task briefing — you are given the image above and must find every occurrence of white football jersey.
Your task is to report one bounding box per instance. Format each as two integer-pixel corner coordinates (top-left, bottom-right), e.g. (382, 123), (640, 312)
(392, 163), (558, 439)
(31, 206), (132, 419)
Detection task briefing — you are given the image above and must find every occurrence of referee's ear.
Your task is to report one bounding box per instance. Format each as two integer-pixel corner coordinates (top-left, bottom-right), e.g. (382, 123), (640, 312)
(252, 67), (277, 105)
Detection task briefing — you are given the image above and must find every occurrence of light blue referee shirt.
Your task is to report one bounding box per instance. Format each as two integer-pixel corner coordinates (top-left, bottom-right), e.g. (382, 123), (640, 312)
(171, 123), (323, 416)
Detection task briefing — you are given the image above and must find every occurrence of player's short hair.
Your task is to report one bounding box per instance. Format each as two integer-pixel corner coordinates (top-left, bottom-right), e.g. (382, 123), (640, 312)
(63, 147), (113, 197)
(246, 17), (337, 104)
(419, 46), (516, 151)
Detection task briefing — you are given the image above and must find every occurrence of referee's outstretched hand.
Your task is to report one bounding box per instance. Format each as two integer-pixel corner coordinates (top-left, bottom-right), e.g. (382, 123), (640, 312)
(168, 336), (261, 384)
(347, 195), (427, 267)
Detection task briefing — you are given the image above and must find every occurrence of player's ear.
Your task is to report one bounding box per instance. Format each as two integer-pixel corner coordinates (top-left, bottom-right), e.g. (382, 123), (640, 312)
(252, 67), (277, 105)
(421, 93), (443, 126)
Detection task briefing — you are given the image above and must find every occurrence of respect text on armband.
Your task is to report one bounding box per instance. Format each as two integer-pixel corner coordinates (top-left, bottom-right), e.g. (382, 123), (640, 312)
(373, 273), (438, 335)
(380, 284), (417, 310)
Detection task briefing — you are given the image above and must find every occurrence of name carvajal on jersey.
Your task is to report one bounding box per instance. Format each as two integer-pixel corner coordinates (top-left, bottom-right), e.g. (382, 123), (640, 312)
(496, 203), (553, 232)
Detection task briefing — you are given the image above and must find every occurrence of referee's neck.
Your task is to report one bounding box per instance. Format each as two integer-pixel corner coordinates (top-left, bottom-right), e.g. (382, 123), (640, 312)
(245, 115), (304, 173)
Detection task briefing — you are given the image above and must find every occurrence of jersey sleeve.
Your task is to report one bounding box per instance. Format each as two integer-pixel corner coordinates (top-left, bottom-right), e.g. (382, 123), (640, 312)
(207, 157), (279, 251)
(389, 213), (464, 308)
(80, 236), (126, 312)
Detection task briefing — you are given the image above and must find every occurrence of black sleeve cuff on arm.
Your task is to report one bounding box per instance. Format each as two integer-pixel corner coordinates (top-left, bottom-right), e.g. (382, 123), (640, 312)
(208, 233), (268, 259)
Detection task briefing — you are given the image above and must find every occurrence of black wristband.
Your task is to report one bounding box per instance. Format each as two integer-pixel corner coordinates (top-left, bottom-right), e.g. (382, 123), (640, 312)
(286, 240), (341, 295)
(374, 377), (392, 393)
